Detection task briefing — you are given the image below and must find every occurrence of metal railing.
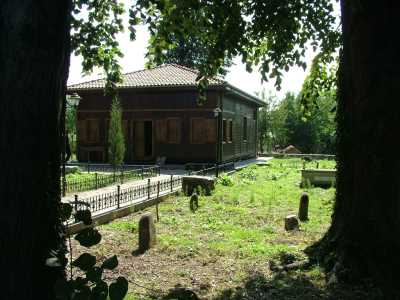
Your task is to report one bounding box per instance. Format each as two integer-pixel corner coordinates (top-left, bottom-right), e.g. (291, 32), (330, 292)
(188, 162), (235, 177)
(65, 162), (160, 173)
(62, 165), (160, 195)
(70, 175), (182, 222)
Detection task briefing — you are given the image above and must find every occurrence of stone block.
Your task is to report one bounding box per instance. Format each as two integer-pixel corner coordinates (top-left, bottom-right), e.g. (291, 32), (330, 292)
(182, 176), (215, 196)
(301, 169), (336, 188)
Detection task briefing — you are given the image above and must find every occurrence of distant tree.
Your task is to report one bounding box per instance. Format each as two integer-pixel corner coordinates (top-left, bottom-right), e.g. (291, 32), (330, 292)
(147, 34), (233, 76)
(276, 90), (336, 154)
(108, 97), (125, 170)
(257, 91), (286, 153)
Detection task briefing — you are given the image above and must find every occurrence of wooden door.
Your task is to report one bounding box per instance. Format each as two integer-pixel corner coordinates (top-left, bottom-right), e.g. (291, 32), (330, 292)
(134, 121), (145, 159)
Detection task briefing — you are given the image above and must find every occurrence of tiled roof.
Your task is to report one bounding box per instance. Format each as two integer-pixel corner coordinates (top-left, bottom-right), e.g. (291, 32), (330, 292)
(68, 64), (226, 91)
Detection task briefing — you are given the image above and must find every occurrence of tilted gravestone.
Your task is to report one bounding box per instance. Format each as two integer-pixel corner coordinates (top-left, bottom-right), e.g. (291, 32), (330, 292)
(285, 214), (299, 231)
(138, 213), (156, 253)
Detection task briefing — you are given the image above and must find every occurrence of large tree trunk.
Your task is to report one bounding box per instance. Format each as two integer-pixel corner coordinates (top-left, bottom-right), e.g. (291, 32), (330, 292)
(0, 1), (71, 299)
(309, 0), (400, 296)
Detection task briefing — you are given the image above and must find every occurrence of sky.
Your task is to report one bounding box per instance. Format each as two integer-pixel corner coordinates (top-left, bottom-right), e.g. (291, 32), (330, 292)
(68, 3), (340, 100)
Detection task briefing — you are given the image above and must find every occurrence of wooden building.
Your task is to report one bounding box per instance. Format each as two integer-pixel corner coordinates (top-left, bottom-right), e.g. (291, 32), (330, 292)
(68, 64), (264, 164)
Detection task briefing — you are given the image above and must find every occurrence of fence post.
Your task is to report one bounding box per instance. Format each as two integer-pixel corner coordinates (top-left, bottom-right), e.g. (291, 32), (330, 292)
(147, 178), (151, 199)
(141, 166), (144, 179)
(170, 174), (173, 192)
(62, 176), (66, 197)
(87, 161), (90, 173)
(158, 165), (161, 176)
(95, 172), (98, 189)
(156, 181), (160, 222)
(121, 168), (124, 184)
(117, 185), (120, 209)
(215, 164), (219, 178)
(74, 194), (78, 216)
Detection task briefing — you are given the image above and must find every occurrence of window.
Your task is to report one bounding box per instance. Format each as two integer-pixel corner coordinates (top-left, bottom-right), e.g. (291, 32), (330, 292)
(155, 119), (167, 143)
(243, 117), (247, 141)
(155, 119), (181, 144)
(223, 119), (228, 142)
(167, 118), (181, 144)
(82, 119), (100, 143)
(223, 119), (233, 143)
(191, 118), (216, 144)
(228, 119), (233, 142)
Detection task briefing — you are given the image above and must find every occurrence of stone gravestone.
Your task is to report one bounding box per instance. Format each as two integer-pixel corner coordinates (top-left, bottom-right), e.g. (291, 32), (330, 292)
(285, 214), (299, 231)
(298, 192), (309, 221)
(138, 213), (156, 253)
(190, 192), (199, 212)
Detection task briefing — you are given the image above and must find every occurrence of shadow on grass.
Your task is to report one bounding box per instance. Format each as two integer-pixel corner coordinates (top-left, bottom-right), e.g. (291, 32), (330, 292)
(213, 271), (326, 300)
(156, 269), (381, 300)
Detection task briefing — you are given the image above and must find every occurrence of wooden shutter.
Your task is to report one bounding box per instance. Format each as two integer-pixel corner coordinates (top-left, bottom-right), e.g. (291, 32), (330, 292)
(156, 119), (167, 143)
(87, 119), (100, 143)
(77, 120), (86, 143)
(229, 120), (233, 142)
(222, 119), (228, 142)
(167, 118), (181, 144)
(122, 120), (129, 142)
(191, 118), (215, 144)
(243, 117), (248, 141)
(205, 119), (216, 143)
(191, 118), (204, 144)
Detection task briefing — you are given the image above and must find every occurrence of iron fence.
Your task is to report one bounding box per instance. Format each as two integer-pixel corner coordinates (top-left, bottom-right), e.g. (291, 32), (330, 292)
(70, 175), (182, 221)
(188, 162), (235, 177)
(65, 162), (160, 173)
(62, 165), (160, 195)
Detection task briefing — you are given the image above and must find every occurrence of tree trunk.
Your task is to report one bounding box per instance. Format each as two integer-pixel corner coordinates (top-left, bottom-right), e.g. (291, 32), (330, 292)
(308, 0), (400, 295)
(0, 1), (71, 299)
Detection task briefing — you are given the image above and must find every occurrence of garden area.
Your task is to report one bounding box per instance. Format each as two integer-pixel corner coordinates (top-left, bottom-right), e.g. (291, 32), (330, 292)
(67, 158), (374, 299)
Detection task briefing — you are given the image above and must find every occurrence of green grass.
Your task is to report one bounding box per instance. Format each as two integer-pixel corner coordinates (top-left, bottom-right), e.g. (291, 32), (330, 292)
(65, 171), (97, 181)
(72, 158), (364, 299)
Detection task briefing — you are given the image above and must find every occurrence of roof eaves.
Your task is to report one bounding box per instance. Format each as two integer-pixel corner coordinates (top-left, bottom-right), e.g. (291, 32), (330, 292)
(225, 84), (266, 107)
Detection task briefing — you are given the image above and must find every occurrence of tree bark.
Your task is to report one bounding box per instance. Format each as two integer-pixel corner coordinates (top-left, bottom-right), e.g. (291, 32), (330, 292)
(0, 1), (71, 299)
(309, 0), (400, 296)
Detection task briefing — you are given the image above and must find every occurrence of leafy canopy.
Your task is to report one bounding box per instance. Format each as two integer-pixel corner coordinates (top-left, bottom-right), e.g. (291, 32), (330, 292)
(71, 0), (339, 104)
(131, 0), (340, 90)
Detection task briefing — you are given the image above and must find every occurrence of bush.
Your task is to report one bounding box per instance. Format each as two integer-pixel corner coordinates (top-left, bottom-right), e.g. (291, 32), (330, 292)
(218, 174), (234, 186)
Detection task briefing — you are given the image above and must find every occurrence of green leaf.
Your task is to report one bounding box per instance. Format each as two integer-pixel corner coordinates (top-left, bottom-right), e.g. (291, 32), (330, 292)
(75, 228), (102, 247)
(109, 277), (128, 300)
(86, 266), (103, 283)
(61, 203), (73, 222)
(101, 255), (118, 270)
(72, 253), (97, 271)
(75, 209), (92, 225)
(73, 277), (89, 290)
(73, 285), (91, 300)
(54, 278), (73, 300)
(91, 280), (108, 300)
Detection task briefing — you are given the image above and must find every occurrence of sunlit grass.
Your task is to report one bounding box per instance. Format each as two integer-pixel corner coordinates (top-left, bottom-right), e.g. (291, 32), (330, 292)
(88, 158), (338, 298)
